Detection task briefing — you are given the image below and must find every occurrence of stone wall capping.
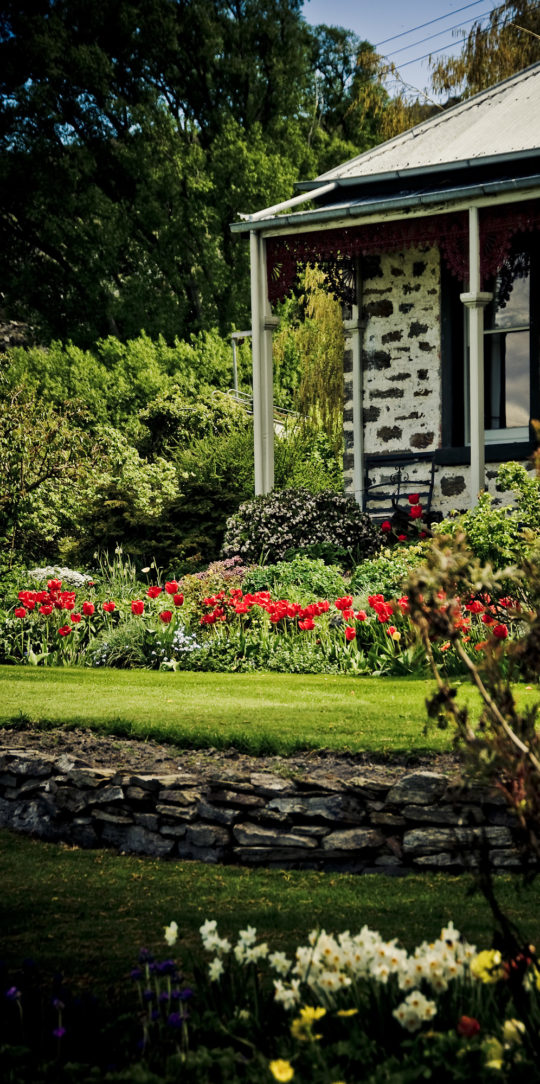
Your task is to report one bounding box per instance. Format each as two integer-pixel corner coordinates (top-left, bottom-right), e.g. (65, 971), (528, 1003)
(0, 745), (532, 873)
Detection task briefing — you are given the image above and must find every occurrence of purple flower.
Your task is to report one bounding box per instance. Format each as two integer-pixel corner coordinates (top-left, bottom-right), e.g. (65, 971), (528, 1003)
(53, 1027), (66, 1039)
(157, 960), (176, 975)
(139, 949), (154, 964)
(151, 1009), (160, 1022)
(52, 998), (64, 1010)
(167, 1012), (184, 1029)
(5, 987), (21, 1000)
(130, 968), (143, 981)
(143, 989), (153, 1002)
(159, 991), (170, 1003)
(179, 988), (193, 1001)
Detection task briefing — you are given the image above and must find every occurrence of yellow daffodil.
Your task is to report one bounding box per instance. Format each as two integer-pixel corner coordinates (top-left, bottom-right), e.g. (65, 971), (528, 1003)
(470, 949), (505, 983)
(337, 1008), (358, 1017)
(269, 1059), (294, 1082)
(482, 1036), (504, 1070)
(503, 1018), (525, 1044)
(291, 1005), (326, 1041)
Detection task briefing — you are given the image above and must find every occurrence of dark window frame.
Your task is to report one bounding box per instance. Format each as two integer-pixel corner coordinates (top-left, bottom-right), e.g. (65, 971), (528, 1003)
(440, 234), (540, 464)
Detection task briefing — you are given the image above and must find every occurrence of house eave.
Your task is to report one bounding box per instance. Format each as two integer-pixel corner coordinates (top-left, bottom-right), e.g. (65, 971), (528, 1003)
(293, 147), (540, 192)
(230, 174), (540, 237)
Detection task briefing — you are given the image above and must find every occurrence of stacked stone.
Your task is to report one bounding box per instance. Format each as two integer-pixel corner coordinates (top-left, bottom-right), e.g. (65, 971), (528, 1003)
(0, 750), (526, 873)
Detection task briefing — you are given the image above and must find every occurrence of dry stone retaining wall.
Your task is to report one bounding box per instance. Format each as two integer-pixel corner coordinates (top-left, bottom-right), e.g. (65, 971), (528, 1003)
(0, 748), (528, 873)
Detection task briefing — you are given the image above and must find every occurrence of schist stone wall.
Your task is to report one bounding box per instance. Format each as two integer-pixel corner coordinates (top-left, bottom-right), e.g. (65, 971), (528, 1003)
(342, 245), (518, 517)
(0, 748), (529, 874)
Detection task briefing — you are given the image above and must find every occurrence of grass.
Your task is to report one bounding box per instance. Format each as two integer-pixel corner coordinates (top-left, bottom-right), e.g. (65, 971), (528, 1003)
(2, 666), (538, 755)
(2, 829), (540, 996)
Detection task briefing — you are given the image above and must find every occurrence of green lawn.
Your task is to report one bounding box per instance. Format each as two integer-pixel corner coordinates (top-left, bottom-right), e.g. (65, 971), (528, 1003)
(2, 666), (534, 755)
(1, 829), (539, 995)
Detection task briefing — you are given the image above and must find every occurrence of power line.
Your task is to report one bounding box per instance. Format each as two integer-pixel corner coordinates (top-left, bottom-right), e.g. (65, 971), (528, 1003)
(388, 1), (540, 68)
(385, 9), (494, 58)
(397, 35), (468, 68)
(374, 0), (494, 47)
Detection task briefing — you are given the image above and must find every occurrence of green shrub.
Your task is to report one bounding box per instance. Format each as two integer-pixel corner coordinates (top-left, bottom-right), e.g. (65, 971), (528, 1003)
(496, 460), (540, 529)
(437, 492), (523, 569)
(274, 427), (343, 493)
(222, 488), (381, 565)
(242, 556), (346, 601)
(350, 544), (430, 599)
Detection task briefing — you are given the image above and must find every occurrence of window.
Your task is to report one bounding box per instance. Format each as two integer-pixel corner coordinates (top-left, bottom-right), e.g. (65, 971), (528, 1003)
(441, 238), (539, 459)
(483, 273), (530, 442)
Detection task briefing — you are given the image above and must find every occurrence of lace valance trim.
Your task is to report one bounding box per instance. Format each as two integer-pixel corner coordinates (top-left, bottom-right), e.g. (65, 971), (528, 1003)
(265, 200), (540, 305)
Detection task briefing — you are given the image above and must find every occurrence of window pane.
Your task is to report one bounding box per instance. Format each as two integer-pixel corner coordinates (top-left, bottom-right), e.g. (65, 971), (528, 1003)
(490, 274), (529, 329)
(484, 329), (529, 429)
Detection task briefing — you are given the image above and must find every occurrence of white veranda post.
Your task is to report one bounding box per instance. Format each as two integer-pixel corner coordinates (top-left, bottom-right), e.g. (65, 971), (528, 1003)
(460, 206), (492, 507)
(250, 229), (275, 495)
(343, 258), (365, 507)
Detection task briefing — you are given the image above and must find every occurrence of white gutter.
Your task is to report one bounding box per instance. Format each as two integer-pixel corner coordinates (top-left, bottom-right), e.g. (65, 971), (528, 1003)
(237, 181), (338, 223)
(231, 175), (540, 236)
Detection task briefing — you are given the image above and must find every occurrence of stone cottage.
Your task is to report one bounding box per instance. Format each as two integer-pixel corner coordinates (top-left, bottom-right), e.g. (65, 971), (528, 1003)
(232, 62), (540, 516)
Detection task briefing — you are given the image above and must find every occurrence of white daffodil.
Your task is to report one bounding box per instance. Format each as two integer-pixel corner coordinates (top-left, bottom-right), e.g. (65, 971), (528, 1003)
(208, 956), (225, 982)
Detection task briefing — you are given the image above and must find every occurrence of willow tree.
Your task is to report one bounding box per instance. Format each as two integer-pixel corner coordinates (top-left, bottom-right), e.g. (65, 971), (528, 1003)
(430, 0), (540, 97)
(273, 266), (344, 455)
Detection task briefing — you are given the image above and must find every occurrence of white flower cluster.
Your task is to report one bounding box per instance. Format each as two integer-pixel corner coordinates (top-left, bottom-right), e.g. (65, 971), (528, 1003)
(269, 919), (475, 1030)
(199, 919), (270, 982)
(170, 917), (478, 1033)
(28, 565), (93, 587)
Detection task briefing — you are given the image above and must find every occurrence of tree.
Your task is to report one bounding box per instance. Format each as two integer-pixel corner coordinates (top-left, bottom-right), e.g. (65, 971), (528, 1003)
(430, 1), (540, 97)
(0, 2), (397, 346)
(0, 1), (316, 344)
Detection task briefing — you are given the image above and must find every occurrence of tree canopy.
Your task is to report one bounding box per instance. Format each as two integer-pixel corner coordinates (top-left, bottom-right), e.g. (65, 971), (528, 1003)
(0, 0), (391, 346)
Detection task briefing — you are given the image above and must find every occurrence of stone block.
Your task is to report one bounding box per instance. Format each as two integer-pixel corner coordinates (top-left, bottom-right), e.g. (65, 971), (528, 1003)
(197, 800), (238, 826)
(158, 789), (201, 804)
(209, 789), (265, 808)
(86, 786), (124, 806)
(187, 824), (230, 848)
(123, 825), (175, 857)
(402, 804), (483, 826)
(321, 828), (384, 851)
(91, 808), (133, 825)
(155, 803), (197, 821)
(134, 812), (160, 831)
(233, 822), (318, 848)
(403, 825), (513, 857)
(268, 794), (364, 823)
(386, 772), (446, 806)
(4, 755), (52, 778)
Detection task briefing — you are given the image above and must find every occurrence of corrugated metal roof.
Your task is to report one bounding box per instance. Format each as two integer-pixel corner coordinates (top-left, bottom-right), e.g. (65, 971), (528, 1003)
(316, 63), (540, 182)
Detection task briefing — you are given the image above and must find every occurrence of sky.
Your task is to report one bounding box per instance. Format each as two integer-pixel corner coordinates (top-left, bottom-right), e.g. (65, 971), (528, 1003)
(302, 0), (500, 99)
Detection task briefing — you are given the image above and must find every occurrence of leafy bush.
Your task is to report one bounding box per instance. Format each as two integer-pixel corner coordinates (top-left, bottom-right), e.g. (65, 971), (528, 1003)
(496, 460), (540, 529)
(436, 463), (540, 574)
(274, 427), (343, 494)
(242, 556), (346, 601)
(137, 386), (250, 458)
(222, 488), (381, 565)
(437, 492), (523, 570)
(350, 544), (430, 599)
